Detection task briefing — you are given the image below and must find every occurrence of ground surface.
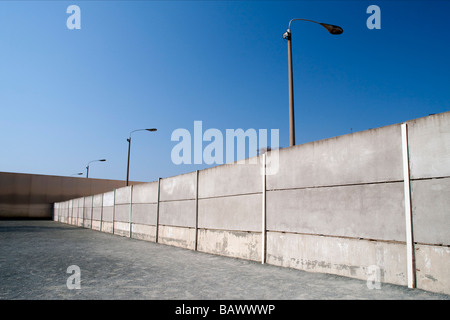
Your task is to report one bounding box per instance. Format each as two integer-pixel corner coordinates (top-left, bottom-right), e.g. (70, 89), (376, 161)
(0, 220), (448, 302)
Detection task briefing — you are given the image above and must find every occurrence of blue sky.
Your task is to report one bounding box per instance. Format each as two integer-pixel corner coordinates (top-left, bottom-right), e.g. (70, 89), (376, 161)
(0, 0), (449, 182)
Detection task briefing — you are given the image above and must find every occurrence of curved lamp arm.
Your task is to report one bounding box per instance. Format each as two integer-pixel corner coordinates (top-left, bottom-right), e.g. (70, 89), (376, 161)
(128, 128), (157, 140)
(87, 159), (106, 167)
(284, 18), (343, 36)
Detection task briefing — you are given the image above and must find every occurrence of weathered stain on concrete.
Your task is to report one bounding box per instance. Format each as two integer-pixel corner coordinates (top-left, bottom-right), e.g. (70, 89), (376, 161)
(158, 225), (196, 250)
(266, 231), (407, 286)
(91, 220), (101, 231)
(198, 229), (261, 261)
(415, 244), (450, 295)
(131, 223), (156, 242)
(113, 221), (130, 237)
(101, 221), (113, 234)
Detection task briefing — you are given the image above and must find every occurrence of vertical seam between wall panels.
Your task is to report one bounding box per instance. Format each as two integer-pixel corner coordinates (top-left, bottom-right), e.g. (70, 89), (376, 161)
(68, 201), (71, 224)
(78, 200), (81, 226)
(195, 170), (199, 251)
(90, 197), (93, 229)
(262, 154), (267, 264)
(401, 122), (416, 289)
(129, 185), (133, 238)
(156, 178), (161, 243)
(100, 194), (104, 232)
(112, 189), (116, 235)
(82, 197), (85, 228)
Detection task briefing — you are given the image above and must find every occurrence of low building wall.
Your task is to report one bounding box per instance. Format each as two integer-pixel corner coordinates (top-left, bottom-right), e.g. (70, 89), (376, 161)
(0, 172), (142, 219)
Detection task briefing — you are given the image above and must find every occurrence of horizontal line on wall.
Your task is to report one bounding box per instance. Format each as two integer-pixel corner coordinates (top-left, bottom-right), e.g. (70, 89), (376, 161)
(198, 192), (262, 201)
(410, 175), (450, 181)
(131, 202), (158, 205)
(266, 176), (450, 193)
(414, 242), (450, 248)
(267, 230), (450, 247)
(266, 229), (406, 245)
(197, 227), (261, 234)
(158, 223), (195, 229)
(129, 222), (156, 227)
(266, 180), (404, 192)
(159, 198), (195, 203)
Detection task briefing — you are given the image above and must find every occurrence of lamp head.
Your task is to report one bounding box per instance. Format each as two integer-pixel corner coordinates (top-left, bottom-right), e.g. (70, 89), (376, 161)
(146, 128), (157, 132)
(320, 23), (343, 35)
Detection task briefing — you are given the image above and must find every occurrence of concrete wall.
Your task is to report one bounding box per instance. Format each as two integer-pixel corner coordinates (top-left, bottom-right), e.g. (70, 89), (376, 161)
(102, 191), (114, 233)
(406, 114), (450, 294)
(0, 171), (142, 219)
(53, 112), (450, 295)
(131, 182), (158, 241)
(198, 160), (263, 261)
(92, 194), (103, 231)
(158, 172), (197, 249)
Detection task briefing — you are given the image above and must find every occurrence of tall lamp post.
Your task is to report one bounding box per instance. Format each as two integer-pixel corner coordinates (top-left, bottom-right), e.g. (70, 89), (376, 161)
(86, 159), (106, 178)
(283, 18), (343, 147)
(126, 128), (157, 186)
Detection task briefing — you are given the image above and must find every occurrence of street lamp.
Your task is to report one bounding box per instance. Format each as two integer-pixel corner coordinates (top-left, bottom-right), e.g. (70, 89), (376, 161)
(283, 18), (343, 147)
(86, 159), (106, 178)
(71, 172), (84, 176)
(126, 128), (157, 186)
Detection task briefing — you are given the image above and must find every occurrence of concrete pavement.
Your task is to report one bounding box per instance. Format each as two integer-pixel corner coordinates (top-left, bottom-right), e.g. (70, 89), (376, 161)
(0, 220), (448, 301)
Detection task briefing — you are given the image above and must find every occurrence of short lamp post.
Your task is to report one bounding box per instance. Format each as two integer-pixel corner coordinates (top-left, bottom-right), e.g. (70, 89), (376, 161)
(283, 18), (343, 147)
(86, 159), (106, 178)
(71, 172), (83, 177)
(126, 128), (157, 186)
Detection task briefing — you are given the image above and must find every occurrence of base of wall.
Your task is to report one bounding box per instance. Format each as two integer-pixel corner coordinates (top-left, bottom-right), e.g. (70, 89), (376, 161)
(114, 221), (130, 237)
(198, 228), (261, 262)
(158, 225), (196, 250)
(92, 220), (101, 231)
(83, 220), (92, 229)
(266, 231), (407, 287)
(415, 244), (450, 295)
(101, 221), (113, 233)
(131, 223), (156, 242)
